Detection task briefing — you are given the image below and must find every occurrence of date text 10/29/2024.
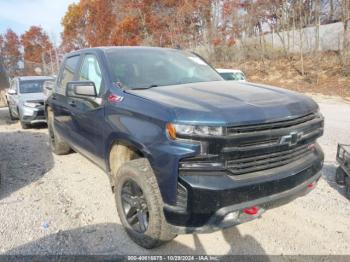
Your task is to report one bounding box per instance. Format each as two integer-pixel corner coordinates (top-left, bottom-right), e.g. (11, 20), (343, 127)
(127, 256), (220, 261)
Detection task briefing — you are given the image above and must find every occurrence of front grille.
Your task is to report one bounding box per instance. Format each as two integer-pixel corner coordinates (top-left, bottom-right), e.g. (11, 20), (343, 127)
(224, 113), (323, 176)
(227, 113), (316, 134)
(36, 110), (45, 116)
(227, 144), (311, 175)
(180, 113), (323, 177)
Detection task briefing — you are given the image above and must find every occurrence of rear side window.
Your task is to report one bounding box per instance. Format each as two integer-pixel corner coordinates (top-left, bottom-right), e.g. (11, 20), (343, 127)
(57, 55), (80, 93)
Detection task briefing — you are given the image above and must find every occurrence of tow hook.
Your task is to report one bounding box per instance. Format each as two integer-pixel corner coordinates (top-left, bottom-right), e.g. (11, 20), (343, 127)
(243, 206), (260, 215)
(307, 179), (319, 189)
(238, 206), (265, 223)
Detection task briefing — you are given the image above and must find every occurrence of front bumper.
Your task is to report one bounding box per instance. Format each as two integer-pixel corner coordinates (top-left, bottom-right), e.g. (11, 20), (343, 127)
(21, 106), (46, 124)
(164, 147), (323, 234)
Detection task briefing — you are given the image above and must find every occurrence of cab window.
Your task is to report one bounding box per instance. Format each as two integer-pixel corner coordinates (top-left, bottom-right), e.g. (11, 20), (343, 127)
(58, 55), (80, 93)
(79, 54), (103, 95)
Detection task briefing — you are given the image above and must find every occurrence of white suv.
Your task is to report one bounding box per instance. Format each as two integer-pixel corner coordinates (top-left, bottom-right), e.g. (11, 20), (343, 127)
(216, 68), (246, 82)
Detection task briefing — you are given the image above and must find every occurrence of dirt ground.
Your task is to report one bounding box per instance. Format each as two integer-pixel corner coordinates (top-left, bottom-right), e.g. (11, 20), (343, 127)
(0, 94), (349, 255)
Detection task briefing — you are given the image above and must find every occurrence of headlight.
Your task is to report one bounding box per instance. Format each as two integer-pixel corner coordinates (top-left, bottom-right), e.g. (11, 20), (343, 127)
(24, 102), (41, 108)
(315, 108), (323, 118)
(166, 123), (223, 139)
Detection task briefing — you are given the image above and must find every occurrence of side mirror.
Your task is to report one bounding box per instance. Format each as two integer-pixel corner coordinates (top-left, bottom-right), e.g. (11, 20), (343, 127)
(7, 89), (17, 95)
(66, 81), (97, 98)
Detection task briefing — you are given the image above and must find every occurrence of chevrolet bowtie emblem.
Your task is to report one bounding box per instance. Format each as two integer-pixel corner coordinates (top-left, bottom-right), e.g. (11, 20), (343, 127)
(280, 131), (303, 146)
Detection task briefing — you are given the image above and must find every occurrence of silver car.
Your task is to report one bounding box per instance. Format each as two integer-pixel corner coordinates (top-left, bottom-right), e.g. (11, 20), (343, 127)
(216, 69), (246, 82)
(6, 76), (54, 129)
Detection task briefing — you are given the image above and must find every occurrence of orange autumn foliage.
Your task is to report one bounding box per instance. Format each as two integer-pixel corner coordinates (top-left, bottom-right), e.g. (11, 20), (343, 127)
(60, 0), (240, 51)
(21, 26), (53, 64)
(1, 29), (21, 76)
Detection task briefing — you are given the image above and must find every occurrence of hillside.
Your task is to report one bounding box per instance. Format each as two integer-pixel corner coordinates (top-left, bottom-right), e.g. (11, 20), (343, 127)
(216, 51), (350, 100)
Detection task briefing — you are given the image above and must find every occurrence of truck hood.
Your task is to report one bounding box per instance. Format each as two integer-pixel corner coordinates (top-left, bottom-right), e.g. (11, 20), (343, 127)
(127, 81), (319, 126)
(19, 92), (46, 102)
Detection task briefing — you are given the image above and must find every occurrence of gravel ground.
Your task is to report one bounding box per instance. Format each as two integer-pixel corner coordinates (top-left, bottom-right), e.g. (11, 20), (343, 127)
(0, 94), (349, 255)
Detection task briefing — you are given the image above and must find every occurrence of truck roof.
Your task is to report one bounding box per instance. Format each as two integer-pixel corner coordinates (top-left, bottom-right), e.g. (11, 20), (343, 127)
(67, 46), (180, 56)
(17, 76), (54, 81)
(216, 68), (244, 74)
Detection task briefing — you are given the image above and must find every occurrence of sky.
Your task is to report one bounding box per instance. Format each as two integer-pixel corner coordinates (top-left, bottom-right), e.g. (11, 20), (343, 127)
(0, 0), (78, 44)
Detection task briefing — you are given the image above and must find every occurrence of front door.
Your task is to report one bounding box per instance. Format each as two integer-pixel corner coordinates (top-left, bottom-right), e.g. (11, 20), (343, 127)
(51, 55), (81, 142)
(68, 54), (105, 167)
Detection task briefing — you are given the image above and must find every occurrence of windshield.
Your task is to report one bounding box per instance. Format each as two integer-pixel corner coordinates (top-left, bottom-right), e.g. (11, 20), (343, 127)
(19, 80), (46, 93)
(220, 72), (245, 81)
(106, 48), (223, 89)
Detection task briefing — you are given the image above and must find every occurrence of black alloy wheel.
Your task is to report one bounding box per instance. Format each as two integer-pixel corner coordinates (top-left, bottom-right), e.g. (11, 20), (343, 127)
(121, 179), (149, 233)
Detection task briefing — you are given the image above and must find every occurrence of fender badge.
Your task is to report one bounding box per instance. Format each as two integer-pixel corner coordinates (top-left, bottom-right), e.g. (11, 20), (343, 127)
(108, 94), (124, 103)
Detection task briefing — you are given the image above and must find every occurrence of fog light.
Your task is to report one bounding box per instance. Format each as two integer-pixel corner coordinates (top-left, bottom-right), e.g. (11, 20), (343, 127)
(223, 211), (239, 223)
(179, 162), (224, 169)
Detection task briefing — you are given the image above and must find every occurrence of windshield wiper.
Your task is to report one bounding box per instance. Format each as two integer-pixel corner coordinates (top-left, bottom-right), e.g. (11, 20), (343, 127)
(131, 84), (159, 90)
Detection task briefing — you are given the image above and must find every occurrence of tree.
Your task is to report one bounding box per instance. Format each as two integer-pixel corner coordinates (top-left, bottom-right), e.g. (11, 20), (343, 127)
(341, 0), (350, 73)
(61, 0), (223, 50)
(61, 2), (87, 51)
(61, 0), (115, 50)
(83, 0), (116, 46)
(0, 34), (3, 52)
(110, 16), (141, 45)
(21, 26), (53, 74)
(0, 34), (10, 91)
(2, 29), (21, 77)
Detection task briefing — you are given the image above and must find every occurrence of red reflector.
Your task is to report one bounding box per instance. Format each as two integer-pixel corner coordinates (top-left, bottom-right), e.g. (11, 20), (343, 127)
(108, 94), (124, 103)
(243, 206), (259, 215)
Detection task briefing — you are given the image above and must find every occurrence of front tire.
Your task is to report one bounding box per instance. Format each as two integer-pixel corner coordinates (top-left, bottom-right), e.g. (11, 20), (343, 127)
(20, 120), (30, 129)
(114, 158), (176, 249)
(8, 105), (17, 121)
(47, 109), (71, 155)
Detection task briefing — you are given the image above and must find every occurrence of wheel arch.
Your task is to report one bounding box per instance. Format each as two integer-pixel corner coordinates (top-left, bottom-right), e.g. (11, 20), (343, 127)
(105, 134), (153, 174)
(45, 103), (51, 119)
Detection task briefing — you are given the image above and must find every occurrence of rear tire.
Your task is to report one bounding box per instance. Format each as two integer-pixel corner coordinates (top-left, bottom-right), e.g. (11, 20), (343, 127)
(47, 109), (71, 155)
(335, 166), (346, 185)
(114, 158), (176, 249)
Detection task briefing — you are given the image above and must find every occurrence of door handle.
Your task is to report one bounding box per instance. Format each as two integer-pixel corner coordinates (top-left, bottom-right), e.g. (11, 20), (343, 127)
(52, 95), (56, 100)
(68, 101), (76, 107)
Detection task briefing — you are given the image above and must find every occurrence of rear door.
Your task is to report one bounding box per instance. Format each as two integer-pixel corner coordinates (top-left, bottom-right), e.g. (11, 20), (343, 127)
(67, 53), (106, 167)
(51, 55), (81, 142)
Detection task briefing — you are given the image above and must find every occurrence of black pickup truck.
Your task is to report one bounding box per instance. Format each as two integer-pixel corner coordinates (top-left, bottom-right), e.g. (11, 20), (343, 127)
(46, 47), (324, 248)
